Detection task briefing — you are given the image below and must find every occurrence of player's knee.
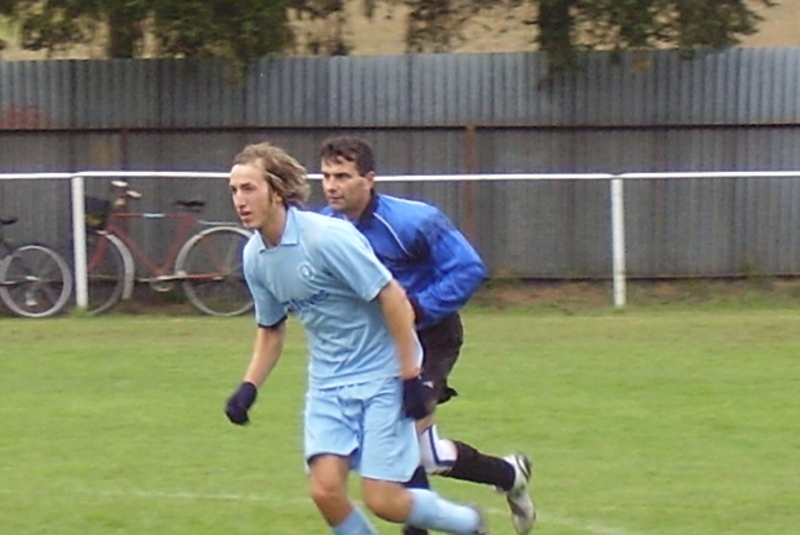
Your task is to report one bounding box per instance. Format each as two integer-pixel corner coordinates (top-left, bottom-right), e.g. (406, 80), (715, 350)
(308, 471), (346, 510)
(361, 481), (407, 522)
(309, 479), (340, 509)
(419, 425), (457, 474)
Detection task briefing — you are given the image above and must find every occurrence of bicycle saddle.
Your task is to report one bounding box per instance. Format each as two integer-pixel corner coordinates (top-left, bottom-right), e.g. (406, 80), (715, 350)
(174, 199), (205, 212)
(1, 216), (18, 226)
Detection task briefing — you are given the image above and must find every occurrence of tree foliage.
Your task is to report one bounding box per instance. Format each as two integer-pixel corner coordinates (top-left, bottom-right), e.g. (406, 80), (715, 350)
(0, 0), (778, 71)
(391, 0), (776, 71)
(151, 0), (295, 61)
(0, 0), (297, 60)
(391, 0), (484, 53)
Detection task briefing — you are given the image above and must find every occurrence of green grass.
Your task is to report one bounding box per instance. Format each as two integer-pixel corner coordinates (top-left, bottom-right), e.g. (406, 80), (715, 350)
(1, 306), (799, 534)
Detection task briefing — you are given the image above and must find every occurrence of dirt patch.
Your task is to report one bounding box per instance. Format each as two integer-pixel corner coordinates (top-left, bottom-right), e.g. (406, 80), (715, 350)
(472, 277), (800, 311)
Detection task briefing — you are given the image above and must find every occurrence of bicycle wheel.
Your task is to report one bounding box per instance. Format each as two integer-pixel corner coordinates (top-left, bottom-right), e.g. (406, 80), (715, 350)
(176, 226), (253, 316)
(0, 244), (73, 318)
(86, 231), (127, 315)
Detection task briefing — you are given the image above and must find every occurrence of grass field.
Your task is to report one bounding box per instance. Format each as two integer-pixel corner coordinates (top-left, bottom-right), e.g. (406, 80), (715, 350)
(1, 304), (798, 534)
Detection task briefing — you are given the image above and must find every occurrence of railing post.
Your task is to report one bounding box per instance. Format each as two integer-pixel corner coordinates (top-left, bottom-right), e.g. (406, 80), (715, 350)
(610, 176), (626, 307)
(70, 174), (88, 310)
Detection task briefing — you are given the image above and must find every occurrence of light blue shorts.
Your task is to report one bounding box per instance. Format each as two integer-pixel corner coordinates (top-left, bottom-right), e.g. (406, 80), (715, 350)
(304, 376), (419, 482)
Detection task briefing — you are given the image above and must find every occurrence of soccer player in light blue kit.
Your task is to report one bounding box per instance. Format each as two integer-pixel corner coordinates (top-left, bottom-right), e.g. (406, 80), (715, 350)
(318, 136), (535, 535)
(223, 141), (488, 535)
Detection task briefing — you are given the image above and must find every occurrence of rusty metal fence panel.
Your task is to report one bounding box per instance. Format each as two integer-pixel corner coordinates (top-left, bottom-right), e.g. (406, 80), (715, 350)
(2, 49), (800, 283)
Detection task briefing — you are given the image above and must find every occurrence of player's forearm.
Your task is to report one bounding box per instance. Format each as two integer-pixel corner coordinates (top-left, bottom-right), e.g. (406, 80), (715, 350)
(412, 265), (485, 324)
(243, 323), (285, 386)
(413, 233), (486, 324)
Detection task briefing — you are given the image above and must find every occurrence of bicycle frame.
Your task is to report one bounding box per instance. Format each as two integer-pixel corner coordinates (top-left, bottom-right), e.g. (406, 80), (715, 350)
(84, 180), (252, 316)
(102, 210), (200, 282)
(0, 223), (16, 259)
(0, 238), (14, 288)
(0, 240), (11, 265)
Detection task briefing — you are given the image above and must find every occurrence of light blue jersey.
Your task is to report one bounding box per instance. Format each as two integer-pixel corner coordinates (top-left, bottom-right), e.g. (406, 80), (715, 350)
(243, 207), (417, 389)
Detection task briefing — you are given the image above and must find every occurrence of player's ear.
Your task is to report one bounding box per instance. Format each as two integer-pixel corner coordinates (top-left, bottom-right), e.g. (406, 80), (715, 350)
(269, 189), (284, 205)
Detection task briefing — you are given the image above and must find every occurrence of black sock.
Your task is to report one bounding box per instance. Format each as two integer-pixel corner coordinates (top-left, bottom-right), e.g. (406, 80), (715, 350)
(404, 465), (430, 489)
(442, 440), (516, 491)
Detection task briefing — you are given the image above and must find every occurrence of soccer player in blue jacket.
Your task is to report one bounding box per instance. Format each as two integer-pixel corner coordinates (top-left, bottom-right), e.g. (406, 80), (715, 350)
(318, 136), (536, 535)
(224, 141), (488, 535)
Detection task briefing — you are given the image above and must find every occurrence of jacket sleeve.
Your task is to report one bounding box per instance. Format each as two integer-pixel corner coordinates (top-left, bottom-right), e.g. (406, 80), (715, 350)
(409, 210), (486, 327)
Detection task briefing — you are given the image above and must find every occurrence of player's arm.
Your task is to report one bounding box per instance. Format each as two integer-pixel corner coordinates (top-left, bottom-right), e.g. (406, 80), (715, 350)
(410, 211), (486, 325)
(243, 319), (287, 386)
(226, 245), (287, 426)
(377, 279), (420, 380)
(224, 319), (286, 426)
(240, 246), (287, 387)
(378, 279), (436, 419)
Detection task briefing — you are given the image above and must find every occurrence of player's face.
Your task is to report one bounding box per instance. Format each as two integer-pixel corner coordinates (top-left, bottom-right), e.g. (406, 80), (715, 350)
(321, 156), (374, 220)
(229, 160), (281, 230)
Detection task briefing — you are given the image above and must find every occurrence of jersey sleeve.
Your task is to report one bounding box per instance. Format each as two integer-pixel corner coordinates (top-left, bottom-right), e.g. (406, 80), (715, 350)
(243, 249), (286, 327)
(411, 208), (487, 324)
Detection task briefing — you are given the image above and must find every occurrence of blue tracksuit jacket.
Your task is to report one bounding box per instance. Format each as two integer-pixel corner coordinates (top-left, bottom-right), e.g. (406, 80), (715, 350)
(320, 193), (486, 329)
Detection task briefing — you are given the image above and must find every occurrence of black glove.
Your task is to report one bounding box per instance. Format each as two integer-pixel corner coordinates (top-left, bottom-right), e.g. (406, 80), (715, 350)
(402, 376), (436, 420)
(225, 381), (258, 425)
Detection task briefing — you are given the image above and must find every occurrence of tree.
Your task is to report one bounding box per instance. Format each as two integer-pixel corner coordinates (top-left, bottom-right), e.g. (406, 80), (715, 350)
(0, 0), (777, 72)
(387, 0), (776, 71)
(151, 0), (295, 61)
(0, 0), (297, 61)
(395, 0), (483, 53)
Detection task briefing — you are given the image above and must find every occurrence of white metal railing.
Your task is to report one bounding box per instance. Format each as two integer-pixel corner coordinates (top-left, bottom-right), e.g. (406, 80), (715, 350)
(3, 170), (800, 311)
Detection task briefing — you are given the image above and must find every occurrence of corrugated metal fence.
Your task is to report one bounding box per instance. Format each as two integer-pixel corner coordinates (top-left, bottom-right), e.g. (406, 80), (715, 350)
(1, 49), (800, 279)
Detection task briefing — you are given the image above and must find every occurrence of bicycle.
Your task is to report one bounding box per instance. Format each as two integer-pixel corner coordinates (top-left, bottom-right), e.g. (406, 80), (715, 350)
(0, 216), (73, 318)
(85, 180), (253, 316)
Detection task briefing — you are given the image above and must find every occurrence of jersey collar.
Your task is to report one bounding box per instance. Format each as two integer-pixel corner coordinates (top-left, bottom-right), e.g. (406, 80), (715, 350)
(257, 205), (299, 252)
(356, 191), (379, 228)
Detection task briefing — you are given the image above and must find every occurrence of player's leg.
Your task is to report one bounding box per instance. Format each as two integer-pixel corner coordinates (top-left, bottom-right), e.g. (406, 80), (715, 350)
(419, 423), (536, 535)
(419, 314), (536, 534)
(428, 433), (535, 533)
(358, 377), (486, 535)
(304, 388), (379, 534)
(418, 318), (515, 490)
(402, 464), (432, 535)
(362, 478), (486, 535)
(309, 454), (377, 534)
(401, 314), (464, 535)
(402, 424), (441, 535)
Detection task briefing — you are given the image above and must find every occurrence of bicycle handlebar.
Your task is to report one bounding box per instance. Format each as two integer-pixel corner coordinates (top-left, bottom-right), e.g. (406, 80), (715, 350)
(107, 179), (204, 213)
(111, 179), (141, 201)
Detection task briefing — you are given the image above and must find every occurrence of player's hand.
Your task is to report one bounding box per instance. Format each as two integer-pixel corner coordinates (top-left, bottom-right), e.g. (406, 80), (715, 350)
(402, 376), (436, 420)
(225, 381), (258, 425)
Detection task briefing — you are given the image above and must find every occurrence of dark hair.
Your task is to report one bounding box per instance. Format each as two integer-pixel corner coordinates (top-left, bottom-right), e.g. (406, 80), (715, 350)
(319, 135), (376, 176)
